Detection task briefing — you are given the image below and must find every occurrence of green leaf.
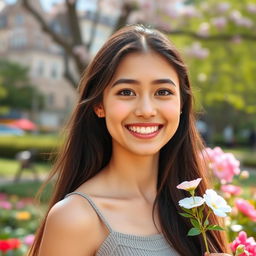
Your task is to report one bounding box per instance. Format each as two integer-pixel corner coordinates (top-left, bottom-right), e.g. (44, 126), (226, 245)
(182, 207), (193, 215)
(207, 225), (224, 231)
(204, 219), (209, 227)
(190, 218), (201, 229)
(198, 204), (205, 219)
(187, 227), (201, 236)
(179, 212), (193, 218)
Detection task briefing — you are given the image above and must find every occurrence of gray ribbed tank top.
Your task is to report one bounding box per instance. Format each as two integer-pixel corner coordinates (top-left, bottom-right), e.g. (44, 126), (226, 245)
(65, 192), (180, 256)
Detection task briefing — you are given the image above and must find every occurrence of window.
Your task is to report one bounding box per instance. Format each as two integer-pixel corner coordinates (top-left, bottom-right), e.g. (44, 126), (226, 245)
(50, 64), (58, 79)
(15, 14), (24, 26)
(47, 93), (55, 107)
(0, 16), (7, 28)
(36, 61), (44, 76)
(10, 34), (27, 48)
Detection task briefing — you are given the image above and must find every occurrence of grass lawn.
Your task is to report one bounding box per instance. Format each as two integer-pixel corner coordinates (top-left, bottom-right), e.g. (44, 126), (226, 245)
(0, 157), (51, 179)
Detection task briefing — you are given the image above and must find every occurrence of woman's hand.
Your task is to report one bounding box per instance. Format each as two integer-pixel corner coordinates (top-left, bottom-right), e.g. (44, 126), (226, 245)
(204, 253), (232, 256)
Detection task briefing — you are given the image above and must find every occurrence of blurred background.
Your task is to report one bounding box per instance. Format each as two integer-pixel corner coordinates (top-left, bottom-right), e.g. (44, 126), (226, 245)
(0, 0), (255, 254)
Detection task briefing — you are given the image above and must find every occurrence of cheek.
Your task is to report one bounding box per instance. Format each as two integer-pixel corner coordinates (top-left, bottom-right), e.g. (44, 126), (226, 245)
(160, 100), (181, 120)
(104, 100), (131, 123)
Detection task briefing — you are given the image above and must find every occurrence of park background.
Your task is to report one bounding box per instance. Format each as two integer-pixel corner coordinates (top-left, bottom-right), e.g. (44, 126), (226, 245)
(0, 0), (255, 255)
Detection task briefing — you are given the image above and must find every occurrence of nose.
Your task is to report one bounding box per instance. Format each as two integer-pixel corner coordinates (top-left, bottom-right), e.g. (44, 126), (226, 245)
(134, 96), (157, 118)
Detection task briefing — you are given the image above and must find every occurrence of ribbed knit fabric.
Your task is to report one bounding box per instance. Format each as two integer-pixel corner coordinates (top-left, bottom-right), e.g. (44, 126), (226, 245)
(65, 192), (180, 256)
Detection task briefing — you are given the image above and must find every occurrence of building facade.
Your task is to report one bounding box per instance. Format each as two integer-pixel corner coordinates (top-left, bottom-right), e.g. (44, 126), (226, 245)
(0, 0), (117, 130)
(0, 0), (77, 130)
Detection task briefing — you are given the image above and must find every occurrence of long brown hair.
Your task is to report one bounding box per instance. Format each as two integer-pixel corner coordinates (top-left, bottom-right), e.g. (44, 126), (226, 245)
(28, 24), (230, 256)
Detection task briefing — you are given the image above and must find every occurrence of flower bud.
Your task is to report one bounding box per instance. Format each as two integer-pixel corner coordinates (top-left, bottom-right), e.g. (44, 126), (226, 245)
(240, 170), (249, 179)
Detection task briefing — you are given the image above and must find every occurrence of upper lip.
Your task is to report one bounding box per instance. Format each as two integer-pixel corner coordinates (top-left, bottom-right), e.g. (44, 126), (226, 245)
(125, 123), (163, 127)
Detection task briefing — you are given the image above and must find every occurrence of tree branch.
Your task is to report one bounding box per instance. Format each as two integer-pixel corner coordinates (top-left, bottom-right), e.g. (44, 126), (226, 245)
(21, 0), (87, 87)
(21, 0), (73, 53)
(87, 0), (102, 50)
(113, 2), (137, 32)
(65, 0), (83, 45)
(160, 28), (256, 41)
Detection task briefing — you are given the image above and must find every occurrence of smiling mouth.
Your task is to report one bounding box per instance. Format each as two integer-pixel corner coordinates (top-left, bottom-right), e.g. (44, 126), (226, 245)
(125, 124), (163, 135)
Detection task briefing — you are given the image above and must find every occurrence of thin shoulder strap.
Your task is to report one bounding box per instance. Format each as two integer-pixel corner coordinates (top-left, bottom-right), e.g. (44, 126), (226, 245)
(65, 192), (113, 232)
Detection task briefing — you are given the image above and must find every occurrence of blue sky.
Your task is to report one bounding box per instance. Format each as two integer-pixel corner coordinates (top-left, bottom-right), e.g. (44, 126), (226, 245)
(4, 0), (94, 11)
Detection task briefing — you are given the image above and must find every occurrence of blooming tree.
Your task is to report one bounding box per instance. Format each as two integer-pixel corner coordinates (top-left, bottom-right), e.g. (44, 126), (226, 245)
(20, 0), (256, 87)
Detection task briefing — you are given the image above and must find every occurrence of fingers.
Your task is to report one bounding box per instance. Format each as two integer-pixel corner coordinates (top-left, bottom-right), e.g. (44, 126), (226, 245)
(204, 253), (231, 256)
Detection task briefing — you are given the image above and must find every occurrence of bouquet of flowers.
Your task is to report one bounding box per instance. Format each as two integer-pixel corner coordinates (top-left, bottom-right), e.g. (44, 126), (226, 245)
(177, 178), (249, 256)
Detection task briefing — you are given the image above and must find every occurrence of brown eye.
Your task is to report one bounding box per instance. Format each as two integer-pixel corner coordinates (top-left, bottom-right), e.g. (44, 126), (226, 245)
(155, 89), (172, 96)
(117, 89), (136, 96)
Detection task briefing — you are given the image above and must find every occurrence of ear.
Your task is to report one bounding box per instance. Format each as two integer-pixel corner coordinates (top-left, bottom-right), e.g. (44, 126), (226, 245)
(94, 103), (105, 118)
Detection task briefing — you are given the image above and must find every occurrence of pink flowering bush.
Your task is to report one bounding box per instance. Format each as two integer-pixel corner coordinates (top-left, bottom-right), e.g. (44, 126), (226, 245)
(230, 231), (256, 256)
(221, 185), (242, 196)
(235, 199), (256, 222)
(203, 147), (256, 254)
(202, 147), (240, 183)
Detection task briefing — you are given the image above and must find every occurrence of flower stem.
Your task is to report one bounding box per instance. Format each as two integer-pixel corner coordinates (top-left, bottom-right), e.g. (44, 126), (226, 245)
(202, 229), (210, 254)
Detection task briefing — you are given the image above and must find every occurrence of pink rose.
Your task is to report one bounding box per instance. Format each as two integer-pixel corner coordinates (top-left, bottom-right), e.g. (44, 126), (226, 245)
(235, 198), (256, 222)
(23, 234), (35, 246)
(0, 193), (7, 200)
(230, 231), (256, 255)
(0, 201), (12, 210)
(202, 147), (240, 182)
(221, 184), (242, 196)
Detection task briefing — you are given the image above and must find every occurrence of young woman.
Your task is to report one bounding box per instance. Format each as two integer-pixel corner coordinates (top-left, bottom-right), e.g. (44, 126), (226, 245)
(28, 25), (231, 256)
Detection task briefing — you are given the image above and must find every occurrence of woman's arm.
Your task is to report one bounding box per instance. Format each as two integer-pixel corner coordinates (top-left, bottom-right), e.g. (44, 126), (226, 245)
(38, 197), (101, 256)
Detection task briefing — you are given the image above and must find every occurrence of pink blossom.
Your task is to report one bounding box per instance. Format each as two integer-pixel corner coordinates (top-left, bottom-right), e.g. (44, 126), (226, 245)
(217, 2), (230, 12)
(235, 198), (256, 222)
(177, 178), (202, 191)
(0, 201), (12, 210)
(230, 231), (256, 256)
(234, 17), (253, 28)
(247, 3), (256, 14)
(0, 193), (7, 200)
(198, 22), (210, 37)
(15, 201), (26, 209)
(180, 6), (200, 18)
(185, 42), (209, 59)
(202, 147), (223, 163)
(211, 17), (227, 30)
(202, 147), (240, 183)
(230, 10), (242, 21)
(23, 235), (35, 246)
(221, 184), (242, 196)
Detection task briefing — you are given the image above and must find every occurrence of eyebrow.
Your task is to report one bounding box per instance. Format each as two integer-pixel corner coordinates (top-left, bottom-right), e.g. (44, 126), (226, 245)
(112, 78), (176, 87)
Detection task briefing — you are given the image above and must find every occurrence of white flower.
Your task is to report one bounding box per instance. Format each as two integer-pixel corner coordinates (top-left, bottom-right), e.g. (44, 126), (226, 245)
(176, 178), (202, 191)
(203, 189), (232, 217)
(178, 196), (205, 209)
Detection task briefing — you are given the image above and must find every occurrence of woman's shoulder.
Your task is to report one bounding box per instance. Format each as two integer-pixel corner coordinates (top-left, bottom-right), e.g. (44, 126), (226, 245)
(39, 194), (105, 255)
(48, 194), (97, 228)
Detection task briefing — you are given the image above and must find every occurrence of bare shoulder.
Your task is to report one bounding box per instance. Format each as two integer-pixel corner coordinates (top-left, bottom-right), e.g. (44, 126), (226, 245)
(38, 194), (105, 256)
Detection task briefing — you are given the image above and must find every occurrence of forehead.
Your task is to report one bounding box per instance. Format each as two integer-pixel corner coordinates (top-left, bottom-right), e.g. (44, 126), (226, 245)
(111, 51), (179, 86)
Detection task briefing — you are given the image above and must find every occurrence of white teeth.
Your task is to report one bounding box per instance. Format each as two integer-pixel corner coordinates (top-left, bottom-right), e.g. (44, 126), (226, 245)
(127, 126), (160, 134)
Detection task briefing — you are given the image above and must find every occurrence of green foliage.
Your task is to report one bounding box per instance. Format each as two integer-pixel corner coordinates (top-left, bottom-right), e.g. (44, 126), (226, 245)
(0, 60), (44, 111)
(0, 158), (50, 178)
(169, 0), (256, 131)
(187, 227), (201, 236)
(0, 181), (52, 203)
(0, 135), (60, 161)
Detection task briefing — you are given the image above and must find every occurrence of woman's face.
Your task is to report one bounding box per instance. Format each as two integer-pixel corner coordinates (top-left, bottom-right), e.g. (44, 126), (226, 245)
(98, 51), (181, 156)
